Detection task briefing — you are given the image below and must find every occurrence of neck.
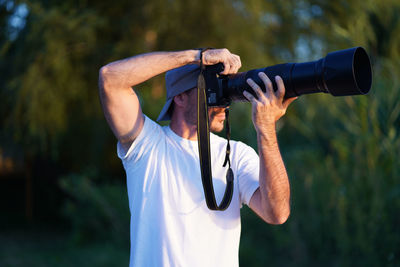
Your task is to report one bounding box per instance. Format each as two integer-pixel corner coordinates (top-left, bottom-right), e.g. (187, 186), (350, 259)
(170, 114), (198, 141)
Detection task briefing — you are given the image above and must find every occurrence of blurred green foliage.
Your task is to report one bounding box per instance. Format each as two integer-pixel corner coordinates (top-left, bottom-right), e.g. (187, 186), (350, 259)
(1, 0), (400, 266)
(59, 170), (129, 246)
(0, 228), (129, 266)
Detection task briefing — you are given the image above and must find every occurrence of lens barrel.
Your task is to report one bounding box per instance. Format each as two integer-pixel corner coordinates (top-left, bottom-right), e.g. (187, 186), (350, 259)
(224, 47), (372, 101)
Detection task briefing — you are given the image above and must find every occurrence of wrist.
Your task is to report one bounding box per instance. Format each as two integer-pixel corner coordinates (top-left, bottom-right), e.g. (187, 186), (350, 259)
(171, 49), (201, 65)
(255, 120), (276, 134)
(256, 124), (278, 145)
(188, 49), (201, 64)
(193, 48), (213, 64)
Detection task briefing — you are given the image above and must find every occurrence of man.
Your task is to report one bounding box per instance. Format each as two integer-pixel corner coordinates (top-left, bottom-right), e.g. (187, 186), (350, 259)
(98, 48), (296, 267)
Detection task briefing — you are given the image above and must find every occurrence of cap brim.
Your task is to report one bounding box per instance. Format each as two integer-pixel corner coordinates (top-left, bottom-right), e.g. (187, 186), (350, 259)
(156, 98), (173, 122)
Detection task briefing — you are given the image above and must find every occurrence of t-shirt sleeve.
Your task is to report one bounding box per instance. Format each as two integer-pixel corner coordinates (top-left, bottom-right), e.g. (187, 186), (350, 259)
(236, 142), (260, 206)
(117, 115), (162, 163)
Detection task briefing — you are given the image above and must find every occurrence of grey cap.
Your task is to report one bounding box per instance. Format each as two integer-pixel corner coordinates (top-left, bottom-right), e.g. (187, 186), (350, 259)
(157, 64), (200, 121)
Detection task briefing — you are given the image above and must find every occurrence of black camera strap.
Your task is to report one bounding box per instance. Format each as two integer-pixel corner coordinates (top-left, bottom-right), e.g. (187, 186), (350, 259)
(197, 49), (234, 211)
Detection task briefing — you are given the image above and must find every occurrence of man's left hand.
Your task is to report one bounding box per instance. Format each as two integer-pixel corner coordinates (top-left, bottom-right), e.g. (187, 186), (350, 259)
(243, 72), (297, 134)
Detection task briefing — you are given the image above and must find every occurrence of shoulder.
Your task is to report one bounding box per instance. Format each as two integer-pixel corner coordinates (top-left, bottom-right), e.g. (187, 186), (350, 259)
(234, 140), (257, 154)
(117, 115), (166, 160)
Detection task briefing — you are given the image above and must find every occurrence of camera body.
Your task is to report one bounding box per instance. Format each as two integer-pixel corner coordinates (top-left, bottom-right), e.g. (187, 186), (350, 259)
(203, 63), (231, 107)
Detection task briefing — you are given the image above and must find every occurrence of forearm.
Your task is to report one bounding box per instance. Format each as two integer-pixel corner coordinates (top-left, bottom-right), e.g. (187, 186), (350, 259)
(243, 73), (295, 224)
(257, 126), (291, 224)
(99, 49), (200, 90)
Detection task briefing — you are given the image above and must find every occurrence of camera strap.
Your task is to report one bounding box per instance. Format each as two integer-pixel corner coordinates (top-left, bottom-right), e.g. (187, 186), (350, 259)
(197, 49), (234, 211)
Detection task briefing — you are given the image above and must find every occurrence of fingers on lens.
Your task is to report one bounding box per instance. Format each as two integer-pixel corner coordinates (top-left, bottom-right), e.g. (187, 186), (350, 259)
(275, 76), (285, 99)
(243, 90), (255, 102)
(246, 78), (263, 99)
(258, 72), (273, 93)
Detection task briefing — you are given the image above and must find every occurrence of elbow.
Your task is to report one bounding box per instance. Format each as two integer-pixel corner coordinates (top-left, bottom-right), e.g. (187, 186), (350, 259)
(271, 211), (290, 225)
(99, 62), (111, 74)
(99, 65), (112, 90)
(99, 65), (109, 82)
(266, 207), (290, 225)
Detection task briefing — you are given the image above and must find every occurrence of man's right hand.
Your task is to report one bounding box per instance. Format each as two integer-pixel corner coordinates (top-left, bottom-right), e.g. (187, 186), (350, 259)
(201, 48), (241, 75)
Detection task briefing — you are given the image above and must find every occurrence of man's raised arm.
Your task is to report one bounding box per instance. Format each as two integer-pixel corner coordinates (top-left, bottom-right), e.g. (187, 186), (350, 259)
(98, 50), (200, 146)
(98, 48), (241, 148)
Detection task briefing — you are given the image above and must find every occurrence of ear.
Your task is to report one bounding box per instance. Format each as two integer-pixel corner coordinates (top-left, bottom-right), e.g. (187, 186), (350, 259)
(173, 93), (187, 108)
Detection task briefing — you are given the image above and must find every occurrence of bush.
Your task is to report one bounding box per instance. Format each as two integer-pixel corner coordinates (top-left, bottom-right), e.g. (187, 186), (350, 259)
(59, 171), (130, 246)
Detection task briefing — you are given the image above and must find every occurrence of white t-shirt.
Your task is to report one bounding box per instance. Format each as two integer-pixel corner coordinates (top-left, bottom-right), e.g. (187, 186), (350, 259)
(117, 116), (260, 267)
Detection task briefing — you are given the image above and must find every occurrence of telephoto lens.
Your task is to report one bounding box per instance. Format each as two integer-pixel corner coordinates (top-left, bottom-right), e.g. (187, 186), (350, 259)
(220, 47), (372, 102)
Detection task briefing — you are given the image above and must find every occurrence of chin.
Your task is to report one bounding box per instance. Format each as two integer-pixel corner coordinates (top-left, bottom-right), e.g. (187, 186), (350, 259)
(210, 121), (225, 133)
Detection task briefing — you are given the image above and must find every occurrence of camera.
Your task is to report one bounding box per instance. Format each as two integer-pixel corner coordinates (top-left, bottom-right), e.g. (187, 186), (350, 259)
(203, 47), (372, 106)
